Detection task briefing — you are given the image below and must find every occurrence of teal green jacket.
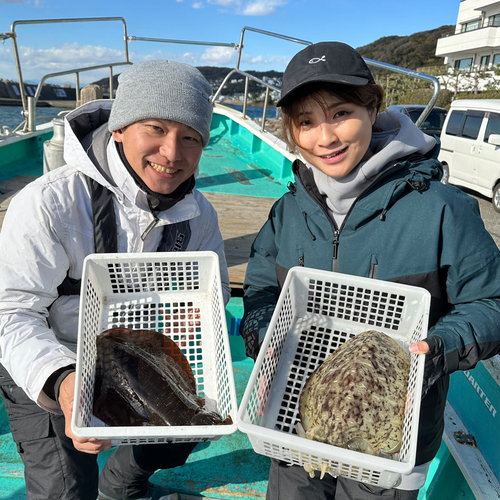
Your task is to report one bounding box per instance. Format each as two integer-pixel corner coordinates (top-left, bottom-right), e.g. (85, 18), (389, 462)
(241, 147), (500, 465)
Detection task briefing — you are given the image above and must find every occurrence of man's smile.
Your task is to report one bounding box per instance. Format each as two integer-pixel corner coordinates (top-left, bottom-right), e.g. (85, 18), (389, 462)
(148, 161), (180, 174)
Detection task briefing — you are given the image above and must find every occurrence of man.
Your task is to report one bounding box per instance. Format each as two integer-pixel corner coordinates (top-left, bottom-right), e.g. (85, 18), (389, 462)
(0, 60), (230, 500)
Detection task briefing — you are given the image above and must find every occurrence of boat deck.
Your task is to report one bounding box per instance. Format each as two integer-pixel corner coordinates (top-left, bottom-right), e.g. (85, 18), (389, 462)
(0, 175), (38, 226)
(203, 192), (275, 288)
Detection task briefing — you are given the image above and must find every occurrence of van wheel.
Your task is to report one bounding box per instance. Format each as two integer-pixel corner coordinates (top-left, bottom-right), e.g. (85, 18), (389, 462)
(441, 164), (449, 185)
(493, 184), (500, 213)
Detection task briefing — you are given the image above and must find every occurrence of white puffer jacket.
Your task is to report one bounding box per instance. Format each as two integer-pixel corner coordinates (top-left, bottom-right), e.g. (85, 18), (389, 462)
(0, 100), (230, 412)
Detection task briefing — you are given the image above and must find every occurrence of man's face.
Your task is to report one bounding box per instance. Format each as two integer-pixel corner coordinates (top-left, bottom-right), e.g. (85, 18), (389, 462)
(112, 119), (203, 195)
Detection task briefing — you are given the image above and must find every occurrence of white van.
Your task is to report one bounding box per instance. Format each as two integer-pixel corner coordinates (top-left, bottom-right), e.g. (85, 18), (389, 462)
(438, 99), (500, 212)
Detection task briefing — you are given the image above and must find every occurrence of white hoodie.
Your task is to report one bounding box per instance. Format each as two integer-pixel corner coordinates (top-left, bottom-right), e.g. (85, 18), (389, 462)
(0, 100), (230, 411)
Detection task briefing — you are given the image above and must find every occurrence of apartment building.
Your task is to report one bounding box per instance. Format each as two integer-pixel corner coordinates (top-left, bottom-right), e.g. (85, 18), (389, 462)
(436, 0), (500, 90)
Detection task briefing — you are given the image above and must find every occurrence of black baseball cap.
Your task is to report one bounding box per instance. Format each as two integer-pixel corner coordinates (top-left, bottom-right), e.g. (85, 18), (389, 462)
(277, 41), (375, 107)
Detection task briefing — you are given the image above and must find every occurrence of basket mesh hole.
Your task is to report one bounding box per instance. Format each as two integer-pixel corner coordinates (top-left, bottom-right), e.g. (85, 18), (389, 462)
(306, 280), (406, 330)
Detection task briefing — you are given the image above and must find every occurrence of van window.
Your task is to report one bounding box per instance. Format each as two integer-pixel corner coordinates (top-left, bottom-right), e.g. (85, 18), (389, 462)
(445, 110), (465, 136)
(484, 113), (500, 142)
(462, 113), (484, 139)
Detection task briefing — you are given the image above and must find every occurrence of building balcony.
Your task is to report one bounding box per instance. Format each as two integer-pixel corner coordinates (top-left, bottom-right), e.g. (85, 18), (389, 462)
(471, 0), (500, 11)
(436, 26), (500, 57)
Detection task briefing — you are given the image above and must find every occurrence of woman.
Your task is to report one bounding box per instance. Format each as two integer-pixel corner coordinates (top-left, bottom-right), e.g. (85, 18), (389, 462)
(240, 41), (500, 500)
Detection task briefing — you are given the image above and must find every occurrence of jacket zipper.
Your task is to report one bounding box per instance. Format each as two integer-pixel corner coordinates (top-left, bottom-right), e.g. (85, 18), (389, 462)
(294, 159), (405, 273)
(332, 230), (340, 272)
(141, 216), (160, 241)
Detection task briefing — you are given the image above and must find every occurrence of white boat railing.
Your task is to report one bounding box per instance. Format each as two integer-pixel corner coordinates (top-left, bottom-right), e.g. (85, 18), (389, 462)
(1, 17), (440, 137)
(364, 58), (441, 129)
(2, 17), (131, 133)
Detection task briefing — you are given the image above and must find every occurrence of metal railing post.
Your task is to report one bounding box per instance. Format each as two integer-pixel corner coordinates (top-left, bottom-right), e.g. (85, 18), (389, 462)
(26, 96), (36, 132)
(9, 17), (128, 130)
(109, 66), (114, 98)
(364, 58), (441, 128)
(236, 30), (245, 70)
(75, 72), (80, 103)
(261, 87), (270, 132)
(9, 32), (28, 114)
(242, 77), (249, 119)
(236, 27), (311, 71)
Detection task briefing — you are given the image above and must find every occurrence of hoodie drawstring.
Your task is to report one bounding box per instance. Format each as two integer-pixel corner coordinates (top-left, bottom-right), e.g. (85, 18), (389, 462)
(302, 212), (317, 241)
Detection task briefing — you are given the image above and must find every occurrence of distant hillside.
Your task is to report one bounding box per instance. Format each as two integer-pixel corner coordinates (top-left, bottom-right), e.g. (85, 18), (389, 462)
(356, 25), (455, 69)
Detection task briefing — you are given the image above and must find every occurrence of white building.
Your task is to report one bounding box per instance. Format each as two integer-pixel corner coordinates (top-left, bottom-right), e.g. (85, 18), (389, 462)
(436, 0), (500, 91)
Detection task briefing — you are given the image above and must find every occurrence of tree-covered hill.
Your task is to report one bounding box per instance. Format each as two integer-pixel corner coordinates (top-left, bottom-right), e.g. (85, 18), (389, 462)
(356, 25), (455, 69)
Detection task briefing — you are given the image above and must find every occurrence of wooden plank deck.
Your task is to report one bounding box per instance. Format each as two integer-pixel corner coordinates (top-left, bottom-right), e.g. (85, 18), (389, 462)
(0, 177), (276, 290)
(203, 192), (275, 289)
(0, 175), (38, 227)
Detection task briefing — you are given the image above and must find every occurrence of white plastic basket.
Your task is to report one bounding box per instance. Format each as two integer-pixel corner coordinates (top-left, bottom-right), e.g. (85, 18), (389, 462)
(72, 251), (238, 445)
(237, 267), (431, 488)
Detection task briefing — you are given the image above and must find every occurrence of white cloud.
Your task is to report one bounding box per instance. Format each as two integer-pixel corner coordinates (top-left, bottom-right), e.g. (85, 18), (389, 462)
(0, 45), (16, 80)
(180, 52), (199, 64)
(0, 0), (43, 4)
(242, 0), (285, 15)
(20, 43), (124, 72)
(0, 43), (127, 85)
(207, 0), (240, 5)
(201, 46), (236, 65)
(192, 1), (203, 7)
(243, 53), (290, 67)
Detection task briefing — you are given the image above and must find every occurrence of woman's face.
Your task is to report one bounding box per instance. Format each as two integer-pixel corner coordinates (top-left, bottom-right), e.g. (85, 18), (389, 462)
(292, 91), (376, 178)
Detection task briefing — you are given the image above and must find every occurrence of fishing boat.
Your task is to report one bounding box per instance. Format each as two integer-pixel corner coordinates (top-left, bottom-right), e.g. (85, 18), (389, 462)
(0, 17), (499, 500)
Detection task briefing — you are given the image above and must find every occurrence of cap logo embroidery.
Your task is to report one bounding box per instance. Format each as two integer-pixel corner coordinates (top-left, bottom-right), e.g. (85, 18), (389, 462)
(309, 56), (326, 64)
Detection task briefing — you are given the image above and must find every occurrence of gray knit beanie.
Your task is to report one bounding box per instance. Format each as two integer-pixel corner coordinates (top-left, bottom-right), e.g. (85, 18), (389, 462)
(108, 60), (213, 146)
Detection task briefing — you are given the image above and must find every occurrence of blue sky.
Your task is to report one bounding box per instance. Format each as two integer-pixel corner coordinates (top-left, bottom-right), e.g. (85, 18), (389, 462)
(1, 0), (461, 86)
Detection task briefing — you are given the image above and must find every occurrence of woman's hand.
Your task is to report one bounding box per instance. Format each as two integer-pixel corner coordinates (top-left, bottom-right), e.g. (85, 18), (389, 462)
(58, 372), (112, 454)
(409, 337), (445, 397)
(409, 341), (429, 355)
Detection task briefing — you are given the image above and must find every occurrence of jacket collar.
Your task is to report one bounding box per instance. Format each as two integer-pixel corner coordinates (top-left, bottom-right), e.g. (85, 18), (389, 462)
(291, 143), (442, 229)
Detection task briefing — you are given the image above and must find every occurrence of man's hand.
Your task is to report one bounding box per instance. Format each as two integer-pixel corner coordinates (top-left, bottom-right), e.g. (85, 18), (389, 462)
(58, 373), (112, 454)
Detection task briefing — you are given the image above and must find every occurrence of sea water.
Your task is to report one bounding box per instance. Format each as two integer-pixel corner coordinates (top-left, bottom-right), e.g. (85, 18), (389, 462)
(226, 104), (277, 119)
(0, 104), (276, 131)
(0, 105), (69, 130)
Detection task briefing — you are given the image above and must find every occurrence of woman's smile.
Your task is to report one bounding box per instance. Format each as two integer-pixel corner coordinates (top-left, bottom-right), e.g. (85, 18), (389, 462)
(317, 146), (349, 163)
